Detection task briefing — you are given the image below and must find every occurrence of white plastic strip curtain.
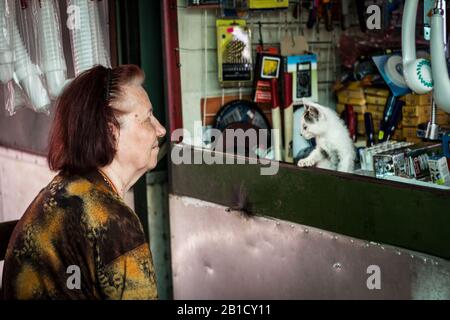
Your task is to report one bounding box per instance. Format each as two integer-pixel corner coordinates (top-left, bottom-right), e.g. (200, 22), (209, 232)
(11, 0), (51, 114)
(67, 0), (111, 77)
(0, 0), (15, 113)
(37, 0), (67, 98)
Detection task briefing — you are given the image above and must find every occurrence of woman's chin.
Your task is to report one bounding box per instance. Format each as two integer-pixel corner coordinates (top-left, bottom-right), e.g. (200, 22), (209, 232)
(147, 150), (160, 168)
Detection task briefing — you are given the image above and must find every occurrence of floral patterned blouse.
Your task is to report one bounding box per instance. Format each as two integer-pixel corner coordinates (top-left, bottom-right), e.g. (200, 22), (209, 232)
(2, 170), (158, 300)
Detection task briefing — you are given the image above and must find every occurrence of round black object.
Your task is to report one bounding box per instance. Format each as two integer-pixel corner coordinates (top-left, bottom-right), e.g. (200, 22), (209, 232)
(214, 99), (271, 131)
(213, 99), (272, 154)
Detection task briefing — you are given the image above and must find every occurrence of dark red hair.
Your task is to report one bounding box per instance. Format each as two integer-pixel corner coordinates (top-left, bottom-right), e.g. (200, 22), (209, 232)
(47, 64), (144, 175)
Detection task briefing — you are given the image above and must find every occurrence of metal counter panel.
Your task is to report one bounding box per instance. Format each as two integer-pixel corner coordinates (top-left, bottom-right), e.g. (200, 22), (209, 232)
(170, 195), (450, 299)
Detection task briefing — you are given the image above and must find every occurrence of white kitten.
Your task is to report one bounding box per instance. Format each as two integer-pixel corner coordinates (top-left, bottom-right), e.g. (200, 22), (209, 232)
(297, 99), (355, 173)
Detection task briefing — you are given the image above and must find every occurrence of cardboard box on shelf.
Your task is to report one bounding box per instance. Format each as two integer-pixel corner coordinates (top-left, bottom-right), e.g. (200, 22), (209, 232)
(402, 114), (430, 127)
(367, 104), (386, 113)
(337, 88), (365, 100)
(438, 114), (450, 125)
(373, 142), (442, 179)
(357, 111), (383, 121)
(364, 87), (390, 97)
(406, 137), (423, 144)
(404, 143), (443, 179)
(392, 129), (403, 141)
(401, 93), (432, 106)
(336, 103), (345, 114)
(357, 120), (365, 136)
(428, 156), (450, 186)
(366, 95), (388, 105)
(402, 105), (431, 118)
(336, 103), (366, 115)
(337, 95), (366, 105)
(403, 114), (448, 126)
(347, 81), (363, 90)
(402, 126), (418, 139)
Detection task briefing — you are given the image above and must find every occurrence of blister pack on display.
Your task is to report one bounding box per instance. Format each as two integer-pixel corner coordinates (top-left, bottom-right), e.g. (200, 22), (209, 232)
(216, 19), (253, 88)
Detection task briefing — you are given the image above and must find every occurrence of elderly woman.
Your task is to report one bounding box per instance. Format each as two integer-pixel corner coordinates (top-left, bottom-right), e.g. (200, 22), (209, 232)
(2, 65), (166, 299)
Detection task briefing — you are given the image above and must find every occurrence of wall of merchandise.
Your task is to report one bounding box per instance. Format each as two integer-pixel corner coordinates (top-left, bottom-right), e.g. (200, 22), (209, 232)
(177, 0), (360, 146)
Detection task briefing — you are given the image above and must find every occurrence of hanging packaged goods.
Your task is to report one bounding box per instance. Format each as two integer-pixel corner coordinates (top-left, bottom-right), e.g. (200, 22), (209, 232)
(220, 0), (249, 18)
(216, 19), (253, 87)
(68, 0), (111, 77)
(9, 0), (51, 114)
(37, 0), (67, 98)
(178, 0), (450, 189)
(0, 0), (111, 116)
(187, 0), (220, 7)
(285, 54), (318, 103)
(248, 0), (289, 9)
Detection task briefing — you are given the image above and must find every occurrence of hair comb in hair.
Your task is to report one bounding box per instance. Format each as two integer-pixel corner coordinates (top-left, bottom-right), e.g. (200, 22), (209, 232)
(104, 68), (113, 101)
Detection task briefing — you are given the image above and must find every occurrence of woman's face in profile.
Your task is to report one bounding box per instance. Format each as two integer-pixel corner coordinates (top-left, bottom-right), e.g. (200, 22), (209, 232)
(115, 85), (166, 172)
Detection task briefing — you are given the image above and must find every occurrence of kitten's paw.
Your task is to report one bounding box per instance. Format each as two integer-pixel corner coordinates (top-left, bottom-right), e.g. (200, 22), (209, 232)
(297, 159), (315, 167)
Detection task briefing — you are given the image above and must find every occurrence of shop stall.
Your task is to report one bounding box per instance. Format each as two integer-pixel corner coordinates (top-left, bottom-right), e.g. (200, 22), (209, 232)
(163, 0), (450, 299)
(0, 0), (449, 300)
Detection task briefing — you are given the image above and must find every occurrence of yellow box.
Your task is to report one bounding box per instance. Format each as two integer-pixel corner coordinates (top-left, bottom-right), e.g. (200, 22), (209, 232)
(337, 96), (366, 105)
(336, 103), (366, 114)
(356, 120), (380, 135)
(402, 105), (430, 118)
(437, 114), (449, 125)
(249, 0), (289, 9)
(366, 104), (385, 113)
(402, 114), (447, 126)
(364, 87), (390, 97)
(406, 137), (423, 144)
(357, 120), (365, 135)
(392, 129), (403, 141)
(402, 114), (430, 126)
(347, 81), (363, 90)
(402, 127), (418, 138)
(337, 88), (365, 100)
(336, 103), (345, 114)
(402, 93), (432, 106)
(365, 95), (387, 105)
(360, 111), (383, 121)
(353, 105), (367, 114)
(371, 111), (384, 120)
(374, 121), (380, 131)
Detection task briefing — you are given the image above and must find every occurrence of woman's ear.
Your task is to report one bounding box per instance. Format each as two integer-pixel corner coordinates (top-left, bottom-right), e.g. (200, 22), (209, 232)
(108, 121), (120, 146)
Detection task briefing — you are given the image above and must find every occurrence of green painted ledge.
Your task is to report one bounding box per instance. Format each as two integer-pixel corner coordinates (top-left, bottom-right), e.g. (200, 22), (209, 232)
(170, 144), (450, 260)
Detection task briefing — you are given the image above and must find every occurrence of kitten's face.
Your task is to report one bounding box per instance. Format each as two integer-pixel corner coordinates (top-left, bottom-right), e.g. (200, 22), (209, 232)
(301, 105), (325, 139)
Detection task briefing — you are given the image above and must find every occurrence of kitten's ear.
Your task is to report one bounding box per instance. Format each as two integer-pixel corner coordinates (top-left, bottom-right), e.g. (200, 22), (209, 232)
(309, 106), (319, 120)
(303, 105), (319, 123)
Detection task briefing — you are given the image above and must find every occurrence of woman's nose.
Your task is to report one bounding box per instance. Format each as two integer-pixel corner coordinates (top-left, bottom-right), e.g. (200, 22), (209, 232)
(155, 117), (166, 138)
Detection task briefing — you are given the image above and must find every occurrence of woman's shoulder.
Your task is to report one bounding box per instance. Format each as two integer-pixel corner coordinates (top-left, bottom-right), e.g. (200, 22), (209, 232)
(58, 172), (139, 224)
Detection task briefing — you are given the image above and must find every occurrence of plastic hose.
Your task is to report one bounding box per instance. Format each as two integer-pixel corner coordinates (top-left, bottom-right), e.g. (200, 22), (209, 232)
(402, 0), (433, 94)
(431, 1), (450, 113)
